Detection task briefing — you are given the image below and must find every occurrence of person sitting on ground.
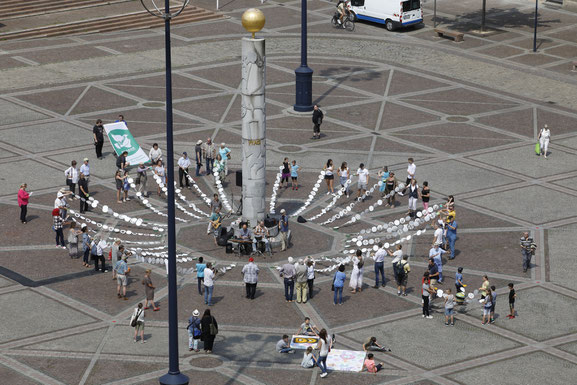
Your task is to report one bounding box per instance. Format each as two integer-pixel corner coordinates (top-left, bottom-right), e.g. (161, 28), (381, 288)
(276, 334), (294, 354)
(296, 317), (320, 336)
(363, 336), (391, 352)
(301, 346), (317, 368)
(363, 353), (384, 374)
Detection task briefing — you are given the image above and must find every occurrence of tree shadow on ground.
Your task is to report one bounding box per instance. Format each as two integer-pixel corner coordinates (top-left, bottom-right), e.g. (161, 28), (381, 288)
(435, 7), (561, 33)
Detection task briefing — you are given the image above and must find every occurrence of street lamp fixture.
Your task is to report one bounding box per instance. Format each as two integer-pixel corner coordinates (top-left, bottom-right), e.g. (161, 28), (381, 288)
(294, 0), (314, 112)
(139, 1), (189, 384)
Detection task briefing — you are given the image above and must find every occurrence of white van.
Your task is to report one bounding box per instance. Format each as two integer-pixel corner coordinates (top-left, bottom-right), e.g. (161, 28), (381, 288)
(348, 0), (423, 31)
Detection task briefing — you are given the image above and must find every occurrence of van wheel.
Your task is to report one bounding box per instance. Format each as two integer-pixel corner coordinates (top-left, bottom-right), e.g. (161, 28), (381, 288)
(385, 19), (394, 31)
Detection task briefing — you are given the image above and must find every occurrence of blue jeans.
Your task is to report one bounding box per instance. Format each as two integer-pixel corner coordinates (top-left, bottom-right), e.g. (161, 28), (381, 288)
(187, 329), (199, 350)
(83, 248), (90, 264)
(204, 285), (214, 305)
(279, 347), (293, 353)
(205, 157), (214, 174)
(284, 278), (294, 301)
(334, 286), (343, 304)
(438, 271), (444, 282)
(196, 162), (202, 176)
(374, 262), (385, 286)
(317, 355), (328, 374)
(447, 234), (456, 259)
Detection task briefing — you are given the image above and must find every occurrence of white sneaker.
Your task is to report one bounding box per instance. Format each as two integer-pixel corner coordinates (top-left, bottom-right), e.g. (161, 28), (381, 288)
(320, 373), (328, 378)
(426, 315), (433, 319)
(326, 192), (330, 195)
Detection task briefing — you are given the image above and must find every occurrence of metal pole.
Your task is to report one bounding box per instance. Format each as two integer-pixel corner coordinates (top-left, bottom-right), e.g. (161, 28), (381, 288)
(434, 0), (437, 28)
(481, 0), (486, 32)
(293, 0), (313, 112)
(159, 0), (188, 384)
(533, 0), (538, 52)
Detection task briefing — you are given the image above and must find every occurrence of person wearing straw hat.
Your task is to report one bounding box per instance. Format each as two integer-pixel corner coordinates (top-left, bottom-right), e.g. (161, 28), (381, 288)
(187, 309), (202, 352)
(195, 139), (204, 176)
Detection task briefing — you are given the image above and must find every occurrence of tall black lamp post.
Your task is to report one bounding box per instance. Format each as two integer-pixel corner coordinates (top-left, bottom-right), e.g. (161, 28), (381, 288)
(294, 0), (313, 112)
(139, 1), (189, 384)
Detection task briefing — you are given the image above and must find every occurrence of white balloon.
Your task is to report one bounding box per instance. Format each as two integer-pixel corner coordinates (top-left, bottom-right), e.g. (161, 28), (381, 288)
(384, 242), (390, 248)
(373, 245), (379, 251)
(102, 205), (109, 213)
(417, 212), (423, 218)
(356, 241), (362, 247)
(394, 220), (400, 226)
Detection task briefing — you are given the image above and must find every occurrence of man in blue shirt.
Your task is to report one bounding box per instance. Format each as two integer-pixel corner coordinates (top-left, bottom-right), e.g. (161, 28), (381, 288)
(114, 255), (129, 300)
(196, 256), (206, 295)
(278, 209), (289, 251)
(446, 216), (458, 260)
(429, 245), (446, 283)
(219, 143), (231, 176)
(428, 258), (439, 286)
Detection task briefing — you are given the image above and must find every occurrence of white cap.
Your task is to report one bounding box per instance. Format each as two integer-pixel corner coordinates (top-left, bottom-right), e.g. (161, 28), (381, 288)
(288, 257), (294, 263)
(280, 209), (286, 214)
(192, 309), (200, 317)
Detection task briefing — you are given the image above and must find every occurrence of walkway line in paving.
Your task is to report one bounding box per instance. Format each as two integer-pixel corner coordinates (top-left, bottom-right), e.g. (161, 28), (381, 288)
(0, 353), (65, 385)
(78, 324), (115, 385)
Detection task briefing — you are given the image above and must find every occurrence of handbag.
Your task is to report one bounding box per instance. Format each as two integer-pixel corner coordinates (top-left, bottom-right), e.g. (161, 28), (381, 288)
(209, 316), (218, 336)
(331, 273), (336, 291)
(130, 310), (142, 327)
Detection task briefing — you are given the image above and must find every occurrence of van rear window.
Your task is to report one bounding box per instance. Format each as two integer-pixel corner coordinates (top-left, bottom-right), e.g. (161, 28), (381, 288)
(402, 0), (420, 12)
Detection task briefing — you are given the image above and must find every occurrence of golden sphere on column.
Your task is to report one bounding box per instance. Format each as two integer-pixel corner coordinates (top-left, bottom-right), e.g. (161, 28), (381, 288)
(241, 8), (265, 38)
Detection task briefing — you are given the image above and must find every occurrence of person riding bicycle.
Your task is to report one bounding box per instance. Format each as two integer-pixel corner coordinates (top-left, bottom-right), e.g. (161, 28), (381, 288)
(337, 0), (349, 27)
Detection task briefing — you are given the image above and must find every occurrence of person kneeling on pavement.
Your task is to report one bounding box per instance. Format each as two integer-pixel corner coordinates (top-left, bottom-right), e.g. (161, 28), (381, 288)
(276, 334), (294, 354)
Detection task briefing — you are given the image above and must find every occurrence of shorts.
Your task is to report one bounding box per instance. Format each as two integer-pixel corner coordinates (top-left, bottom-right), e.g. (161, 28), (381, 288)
(358, 182), (367, 190)
(509, 302), (515, 310)
(430, 279), (438, 286)
(397, 276), (408, 287)
(324, 174), (334, 180)
(483, 307), (491, 316)
(444, 307), (454, 316)
(490, 304), (496, 313)
(291, 176), (297, 181)
(117, 274), (127, 286)
(135, 321), (144, 332)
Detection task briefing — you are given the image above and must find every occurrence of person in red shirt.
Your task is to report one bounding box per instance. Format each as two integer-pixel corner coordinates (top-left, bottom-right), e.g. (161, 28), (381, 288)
(363, 353), (383, 373)
(18, 184), (30, 224)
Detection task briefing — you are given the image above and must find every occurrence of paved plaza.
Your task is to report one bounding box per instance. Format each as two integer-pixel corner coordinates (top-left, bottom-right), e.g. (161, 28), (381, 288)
(1, 0), (577, 384)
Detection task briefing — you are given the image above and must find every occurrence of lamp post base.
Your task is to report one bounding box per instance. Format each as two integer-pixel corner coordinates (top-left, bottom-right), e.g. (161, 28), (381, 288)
(294, 65), (314, 112)
(159, 372), (189, 385)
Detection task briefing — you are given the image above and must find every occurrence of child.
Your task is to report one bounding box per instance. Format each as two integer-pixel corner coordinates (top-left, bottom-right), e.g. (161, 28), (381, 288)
(123, 170), (131, 202)
(291, 160), (299, 190)
(507, 283), (516, 319)
(363, 353), (383, 374)
(301, 346), (317, 368)
(455, 267), (464, 293)
(276, 334), (294, 354)
(296, 317), (319, 336)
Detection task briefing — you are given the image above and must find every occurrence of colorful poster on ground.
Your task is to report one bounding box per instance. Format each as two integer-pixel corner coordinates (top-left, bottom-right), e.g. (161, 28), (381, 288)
(104, 122), (149, 165)
(291, 335), (319, 350)
(326, 349), (366, 372)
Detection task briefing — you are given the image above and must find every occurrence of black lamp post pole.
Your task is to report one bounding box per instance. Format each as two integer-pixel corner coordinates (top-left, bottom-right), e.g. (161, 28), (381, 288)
(294, 0), (313, 112)
(158, 0), (188, 384)
(533, 0), (538, 53)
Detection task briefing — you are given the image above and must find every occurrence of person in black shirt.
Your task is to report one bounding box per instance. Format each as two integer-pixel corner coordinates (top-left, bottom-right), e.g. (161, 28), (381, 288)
(507, 283), (516, 319)
(312, 105), (324, 140)
(116, 151), (129, 170)
(93, 119), (105, 159)
(200, 309), (218, 353)
(78, 173), (89, 213)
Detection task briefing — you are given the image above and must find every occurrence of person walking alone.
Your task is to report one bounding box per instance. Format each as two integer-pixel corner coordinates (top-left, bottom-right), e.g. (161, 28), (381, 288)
(333, 264), (346, 305)
(538, 124), (551, 159)
(520, 232), (534, 273)
(315, 329), (332, 378)
(136, 163), (148, 197)
(279, 209), (289, 251)
(201, 309), (218, 354)
(312, 104), (324, 140)
(242, 257), (259, 300)
(18, 183), (30, 224)
(131, 303), (146, 343)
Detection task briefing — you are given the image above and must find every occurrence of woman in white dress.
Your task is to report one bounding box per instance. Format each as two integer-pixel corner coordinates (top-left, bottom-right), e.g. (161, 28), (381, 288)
(349, 249), (364, 293)
(338, 162), (350, 198)
(538, 124), (551, 159)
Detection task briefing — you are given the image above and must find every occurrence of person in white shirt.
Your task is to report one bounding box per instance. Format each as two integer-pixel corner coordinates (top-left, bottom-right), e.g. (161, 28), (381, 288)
(538, 124), (551, 159)
(433, 221), (444, 247)
(79, 158), (90, 187)
(178, 152), (191, 188)
(372, 242), (387, 288)
(149, 143), (162, 164)
(356, 163), (370, 202)
(387, 244), (403, 282)
(64, 160), (79, 195)
(203, 263), (216, 306)
(402, 157), (416, 194)
(54, 190), (71, 219)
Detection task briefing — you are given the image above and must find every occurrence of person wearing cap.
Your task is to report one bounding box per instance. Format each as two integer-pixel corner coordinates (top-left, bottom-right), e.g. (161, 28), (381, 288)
(278, 209), (289, 252)
(218, 143), (231, 176)
(80, 158), (90, 187)
(136, 163), (148, 197)
(187, 309), (202, 352)
(78, 172), (89, 213)
(142, 269), (159, 311)
(52, 208), (66, 249)
(295, 258), (308, 303)
(92, 119), (105, 159)
(18, 183), (30, 224)
(279, 257), (296, 302)
(242, 257), (259, 300)
(115, 255), (129, 300)
(178, 152), (191, 188)
(195, 140), (204, 176)
(202, 137), (216, 175)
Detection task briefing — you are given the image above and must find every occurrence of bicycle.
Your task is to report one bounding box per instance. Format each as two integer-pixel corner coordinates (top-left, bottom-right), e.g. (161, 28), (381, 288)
(331, 10), (355, 32)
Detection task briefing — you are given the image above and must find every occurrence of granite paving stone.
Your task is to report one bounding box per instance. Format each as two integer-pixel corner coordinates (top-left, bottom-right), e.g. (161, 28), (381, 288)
(14, 356), (91, 385)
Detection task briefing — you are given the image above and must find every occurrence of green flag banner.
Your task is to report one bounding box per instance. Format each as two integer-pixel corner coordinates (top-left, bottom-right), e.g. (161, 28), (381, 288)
(104, 122), (150, 165)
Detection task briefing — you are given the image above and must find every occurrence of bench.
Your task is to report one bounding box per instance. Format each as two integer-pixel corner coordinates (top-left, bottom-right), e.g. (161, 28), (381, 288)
(434, 28), (464, 42)
(572, 61), (577, 72)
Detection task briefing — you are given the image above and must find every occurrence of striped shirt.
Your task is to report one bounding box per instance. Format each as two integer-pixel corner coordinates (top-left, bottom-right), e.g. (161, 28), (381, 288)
(520, 237), (533, 250)
(53, 215), (63, 229)
(242, 262), (259, 284)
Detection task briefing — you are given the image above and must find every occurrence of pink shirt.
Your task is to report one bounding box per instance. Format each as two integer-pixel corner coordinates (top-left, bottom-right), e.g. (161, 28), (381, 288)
(364, 359), (377, 373)
(18, 189), (29, 206)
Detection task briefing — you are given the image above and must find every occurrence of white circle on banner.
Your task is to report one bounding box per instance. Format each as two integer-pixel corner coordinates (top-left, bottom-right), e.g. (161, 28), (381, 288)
(362, 240), (368, 246)
(162, 187), (168, 192)
(384, 242), (390, 248)
(437, 289), (444, 297)
(403, 225), (408, 231)
(400, 218), (405, 224)
(371, 226), (377, 232)
(320, 171), (325, 176)
(369, 206), (374, 212)
(142, 199), (149, 205)
(406, 235), (412, 240)
(428, 207), (434, 213)
(387, 228), (392, 233)
(351, 217), (357, 222)
(360, 229), (366, 234)
(114, 228), (120, 232)
(378, 181), (383, 186)
(468, 293), (475, 299)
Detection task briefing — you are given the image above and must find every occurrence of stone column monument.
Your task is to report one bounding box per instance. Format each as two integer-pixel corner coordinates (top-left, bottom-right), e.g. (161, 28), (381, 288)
(240, 9), (266, 226)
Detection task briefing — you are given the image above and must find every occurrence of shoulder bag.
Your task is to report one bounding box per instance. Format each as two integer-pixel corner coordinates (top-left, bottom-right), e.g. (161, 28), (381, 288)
(209, 316), (218, 336)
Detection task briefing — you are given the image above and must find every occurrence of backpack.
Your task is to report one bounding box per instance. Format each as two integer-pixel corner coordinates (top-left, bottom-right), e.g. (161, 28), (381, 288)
(395, 261), (406, 280)
(91, 243), (98, 256)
